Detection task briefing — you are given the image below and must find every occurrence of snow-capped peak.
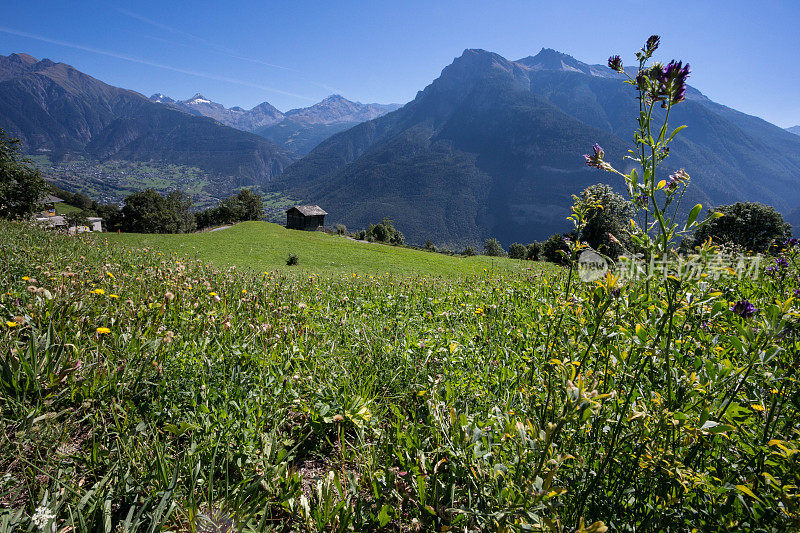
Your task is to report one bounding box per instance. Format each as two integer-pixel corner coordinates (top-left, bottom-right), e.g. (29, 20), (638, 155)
(187, 93), (212, 105)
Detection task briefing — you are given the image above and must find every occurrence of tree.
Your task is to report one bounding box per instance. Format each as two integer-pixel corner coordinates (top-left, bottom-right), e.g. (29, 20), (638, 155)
(483, 238), (505, 257)
(235, 189), (264, 221)
(0, 130), (46, 219)
(541, 232), (575, 265)
(121, 189), (194, 234)
(526, 241), (541, 261)
(508, 242), (527, 259)
(64, 211), (89, 231)
(579, 183), (634, 258)
(165, 190), (196, 233)
(689, 202), (792, 253)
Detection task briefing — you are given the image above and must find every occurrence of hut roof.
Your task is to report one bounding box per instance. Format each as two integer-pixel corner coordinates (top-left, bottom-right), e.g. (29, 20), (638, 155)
(41, 194), (64, 204)
(287, 205), (327, 216)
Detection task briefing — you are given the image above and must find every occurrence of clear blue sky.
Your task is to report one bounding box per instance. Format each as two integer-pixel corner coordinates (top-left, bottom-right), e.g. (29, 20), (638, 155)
(1, 0), (799, 127)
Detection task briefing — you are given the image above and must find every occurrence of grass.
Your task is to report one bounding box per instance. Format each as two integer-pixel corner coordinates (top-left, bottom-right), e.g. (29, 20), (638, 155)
(1, 221), (799, 532)
(104, 221), (547, 279)
(54, 202), (81, 215)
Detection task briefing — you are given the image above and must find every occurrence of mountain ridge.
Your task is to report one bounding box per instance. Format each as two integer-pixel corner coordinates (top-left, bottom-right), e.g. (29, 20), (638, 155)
(148, 91), (401, 155)
(276, 47), (800, 246)
(0, 53), (296, 198)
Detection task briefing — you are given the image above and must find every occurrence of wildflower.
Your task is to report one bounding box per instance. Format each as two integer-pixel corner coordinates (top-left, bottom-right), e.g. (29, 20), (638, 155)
(656, 60), (691, 105)
(110, 294), (119, 299)
(666, 169), (690, 191)
(96, 327), (111, 334)
(213, 294), (221, 303)
(583, 143), (612, 171)
(91, 288), (105, 295)
(22, 276), (30, 281)
(786, 238), (799, 248)
(6, 321), (18, 328)
(106, 272), (115, 279)
(333, 414), (344, 423)
(607, 55), (623, 72)
(165, 291), (175, 301)
(794, 288), (800, 298)
(643, 35), (660, 56)
(31, 505), (56, 531)
(730, 300), (757, 318)
(27, 285), (37, 293)
(635, 195), (648, 208)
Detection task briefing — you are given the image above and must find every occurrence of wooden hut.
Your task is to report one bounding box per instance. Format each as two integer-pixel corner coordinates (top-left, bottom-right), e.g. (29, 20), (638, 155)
(286, 205), (327, 230)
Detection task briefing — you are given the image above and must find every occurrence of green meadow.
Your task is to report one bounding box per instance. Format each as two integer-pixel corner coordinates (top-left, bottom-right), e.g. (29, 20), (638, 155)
(103, 221), (545, 279)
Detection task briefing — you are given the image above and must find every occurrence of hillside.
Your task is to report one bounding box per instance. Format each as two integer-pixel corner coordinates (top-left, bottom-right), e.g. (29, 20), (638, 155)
(0, 53), (296, 200)
(275, 48), (800, 246)
(104, 221), (540, 278)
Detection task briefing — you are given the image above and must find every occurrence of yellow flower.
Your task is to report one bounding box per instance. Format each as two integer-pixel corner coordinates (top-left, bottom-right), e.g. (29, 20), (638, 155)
(96, 327), (111, 334)
(106, 272), (115, 279)
(110, 294), (119, 299)
(6, 321), (18, 328)
(91, 288), (105, 295)
(209, 292), (217, 297)
(22, 276), (30, 281)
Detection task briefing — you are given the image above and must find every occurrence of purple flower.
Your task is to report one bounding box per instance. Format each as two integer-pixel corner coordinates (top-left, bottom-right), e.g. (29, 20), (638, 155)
(608, 55), (624, 72)
(658, 60), (691, 104)
(794, 288), (800, 298)
(731, 299), (757, 319)
(610, 288), (621, 298)
(583, 143), (612, 170)
(635, 194), (649, 208)
(666, 169), (689, 191)
(786, 238), (799, 248)
(643, 35), (661, 55)
(776, 257), (789, 269)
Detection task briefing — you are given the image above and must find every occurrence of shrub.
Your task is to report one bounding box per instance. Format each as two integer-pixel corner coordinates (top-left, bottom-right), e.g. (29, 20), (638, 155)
(462, 246), (476, 256)
(0, 129), (46, 220)
(526, 241), (541, 261)
(334, 224), (347, 236)
(286, 253), (299, 266)
(578, 183), (634, 258)
(508, 242), (527, 259)
(483, 238), (504, 257)
(689, 202), (792, 253)
(540, 233), (573, 264)
(424, 240), (438, 253)
(364, 218), (404, 245)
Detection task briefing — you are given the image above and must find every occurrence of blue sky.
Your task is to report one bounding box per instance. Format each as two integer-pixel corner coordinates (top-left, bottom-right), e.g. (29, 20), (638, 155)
(1, 0), (799, 127)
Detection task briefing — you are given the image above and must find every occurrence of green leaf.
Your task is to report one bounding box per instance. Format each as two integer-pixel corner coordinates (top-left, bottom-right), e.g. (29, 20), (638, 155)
(686, 204), (703, 229)
(736, 484), (764, 503)
(378, 504), (392, 527)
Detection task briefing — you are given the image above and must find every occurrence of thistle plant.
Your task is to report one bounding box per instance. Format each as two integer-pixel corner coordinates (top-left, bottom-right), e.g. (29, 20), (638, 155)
(586, 35), (722, 264)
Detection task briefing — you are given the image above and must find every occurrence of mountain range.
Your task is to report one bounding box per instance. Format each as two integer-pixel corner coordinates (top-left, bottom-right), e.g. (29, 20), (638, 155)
(0, 53), (296, 196)
(1, 49), (798, 245)
(275, 48), (800, 245)
(149, 92), (400, 155)
(788, 125), (800, 135)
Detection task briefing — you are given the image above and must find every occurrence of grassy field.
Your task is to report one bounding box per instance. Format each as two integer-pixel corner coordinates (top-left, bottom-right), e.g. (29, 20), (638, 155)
(2, 221), (799, 532)
(104, 221), (546, 279)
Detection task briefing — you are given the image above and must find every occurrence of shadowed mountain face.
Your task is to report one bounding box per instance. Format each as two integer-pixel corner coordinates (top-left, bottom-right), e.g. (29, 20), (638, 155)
(0, 53), (296, 192)
(150, 92), (401, 155)
(276, 48), (800, 246)
(788, 126), (800, 136)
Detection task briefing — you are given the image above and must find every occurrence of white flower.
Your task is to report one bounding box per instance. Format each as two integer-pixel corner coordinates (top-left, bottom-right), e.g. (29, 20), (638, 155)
(31, 505), (56, 531)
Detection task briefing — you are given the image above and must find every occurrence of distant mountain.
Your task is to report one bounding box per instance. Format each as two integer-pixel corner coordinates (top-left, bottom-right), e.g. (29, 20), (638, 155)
(275, 48), (800, 246)
(0, 53), (296, 198)
(150, 91), (401, 156)
(150, 92), (285, 131)
(788, 126), (800, 136)
(256, 95), (401, 155)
